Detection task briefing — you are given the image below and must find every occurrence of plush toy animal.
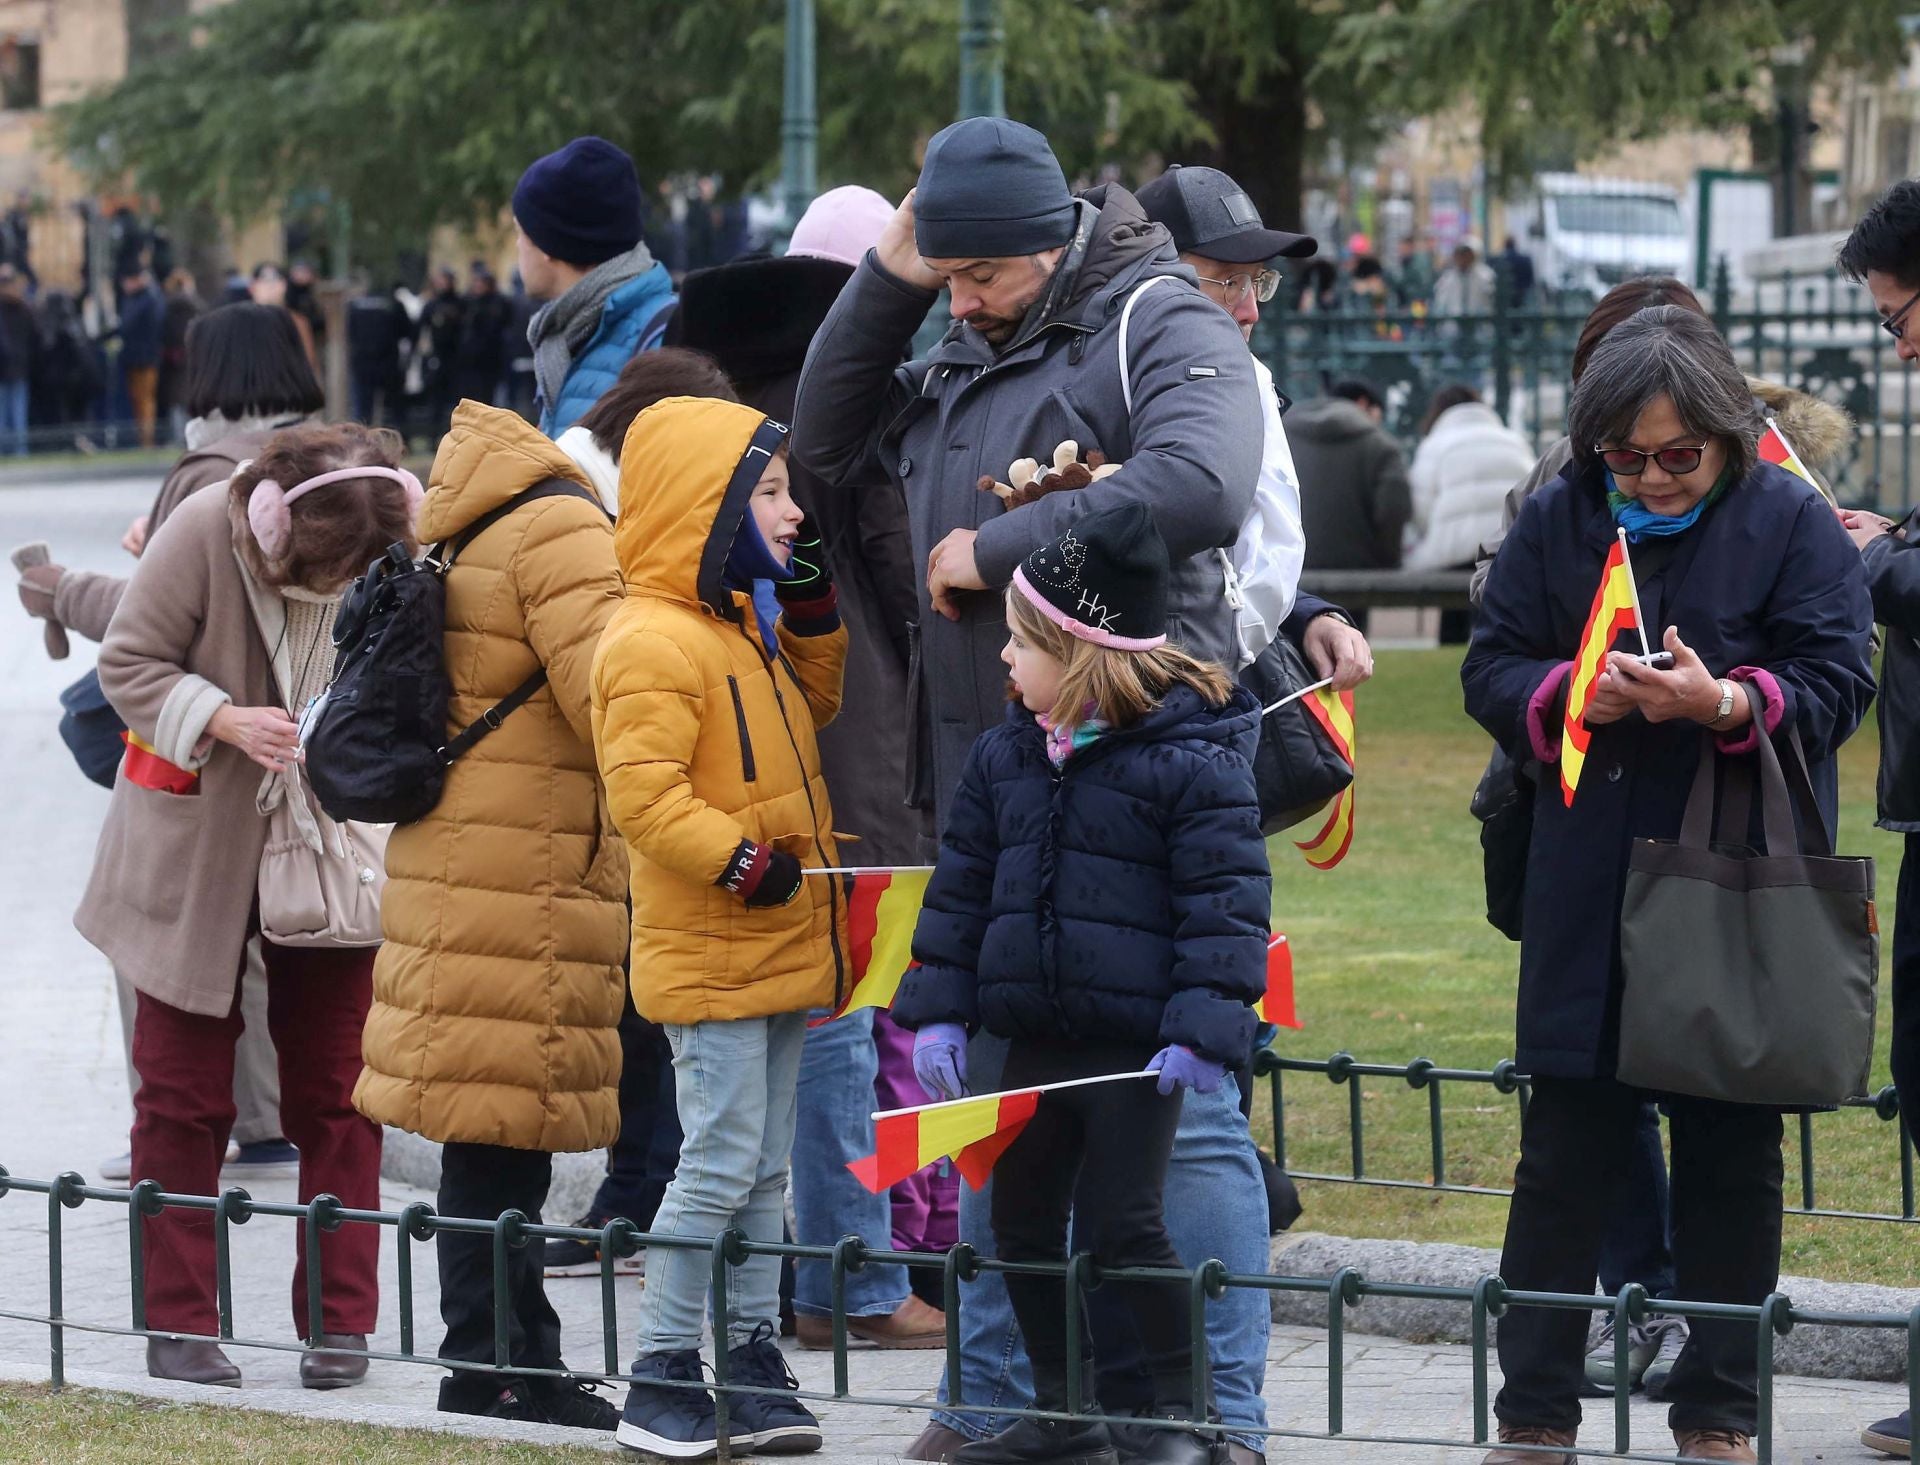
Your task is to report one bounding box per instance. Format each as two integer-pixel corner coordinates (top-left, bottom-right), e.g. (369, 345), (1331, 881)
(977, 439), (1121, 509)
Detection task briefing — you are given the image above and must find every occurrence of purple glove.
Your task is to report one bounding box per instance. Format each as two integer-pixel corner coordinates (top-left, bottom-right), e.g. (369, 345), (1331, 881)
(1148, 1045), (1223, 1097)
(912, 1023), (969, 1101)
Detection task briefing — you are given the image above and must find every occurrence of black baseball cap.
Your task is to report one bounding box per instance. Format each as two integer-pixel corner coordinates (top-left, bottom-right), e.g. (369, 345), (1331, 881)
(1135, 165), (1318, 266)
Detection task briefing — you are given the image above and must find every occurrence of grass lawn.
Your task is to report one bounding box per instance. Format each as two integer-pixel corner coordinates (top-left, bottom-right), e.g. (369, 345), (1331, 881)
(0, 1383), (610, 1462)
(1260, 646), (1912, 1285)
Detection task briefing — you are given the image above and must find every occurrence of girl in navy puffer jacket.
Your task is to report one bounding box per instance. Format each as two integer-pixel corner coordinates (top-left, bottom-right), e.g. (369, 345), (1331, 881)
(893, 504), (1269, 1465)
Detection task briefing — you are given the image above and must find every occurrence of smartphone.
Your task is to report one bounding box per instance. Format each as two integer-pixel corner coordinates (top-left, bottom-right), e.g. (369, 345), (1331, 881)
(1639, 651), (1675, 670)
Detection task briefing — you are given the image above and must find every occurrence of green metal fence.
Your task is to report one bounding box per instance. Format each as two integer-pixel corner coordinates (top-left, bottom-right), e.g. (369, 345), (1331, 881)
(1, 1161), (1916, 1463)
(1257, 1049), (1918, 1224)
(1255, 261), (1919, 514)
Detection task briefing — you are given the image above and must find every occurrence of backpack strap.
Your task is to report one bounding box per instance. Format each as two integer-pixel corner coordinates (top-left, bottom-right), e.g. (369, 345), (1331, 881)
(433, 477), (612, 766)
(1116, 273), (1177, 417)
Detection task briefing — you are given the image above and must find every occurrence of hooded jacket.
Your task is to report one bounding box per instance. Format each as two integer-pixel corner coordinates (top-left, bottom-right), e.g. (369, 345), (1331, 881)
(354, 404), (629, 1153)
(793, 185), (1262, 827)
(894, 685), (1270, 1065)
(1288, 396), (1414, 570)
(591, 396), (849, 1024)
(1405, 401), (1537, 570)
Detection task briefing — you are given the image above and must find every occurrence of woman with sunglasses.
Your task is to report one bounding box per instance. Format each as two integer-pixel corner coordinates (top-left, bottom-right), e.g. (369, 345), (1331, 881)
(1461, 304), (1874, 1465)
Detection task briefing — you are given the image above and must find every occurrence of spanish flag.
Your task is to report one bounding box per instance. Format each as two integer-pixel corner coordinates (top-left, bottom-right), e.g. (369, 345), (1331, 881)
(1293, 688), (1356, 869)
(1560, 538), (1640, 806)
(1758, 418), (1819, 489)
(809, 867), (934, 1027)
(121, 730), (198, 795)
(848, 1087), (1042, 1192)
(1254, 933), (1301, 1029)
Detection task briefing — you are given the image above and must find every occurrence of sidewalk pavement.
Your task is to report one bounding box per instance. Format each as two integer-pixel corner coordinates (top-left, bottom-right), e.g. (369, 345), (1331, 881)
(0, 477), (1909, 1461)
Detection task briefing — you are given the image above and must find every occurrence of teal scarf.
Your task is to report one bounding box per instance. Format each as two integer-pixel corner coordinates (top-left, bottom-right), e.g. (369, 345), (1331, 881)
(1607, 464), (1734, 542)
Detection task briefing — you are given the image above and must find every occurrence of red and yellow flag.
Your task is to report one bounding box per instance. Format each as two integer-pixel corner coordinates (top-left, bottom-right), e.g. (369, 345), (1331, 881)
(1758, 418), (1819, 489)
(1560, 539), (1640, 806)
(121, 729), (198, 795)
(1253, 933), (1301, 1029)
(848, 1089), (1041, 1193)
(1293, 688), (1356, 869)
(810, 868), (933, 1027)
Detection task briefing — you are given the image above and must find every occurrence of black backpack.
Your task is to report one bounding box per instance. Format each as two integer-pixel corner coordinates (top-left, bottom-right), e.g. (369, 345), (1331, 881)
(305, 478), (608, 824)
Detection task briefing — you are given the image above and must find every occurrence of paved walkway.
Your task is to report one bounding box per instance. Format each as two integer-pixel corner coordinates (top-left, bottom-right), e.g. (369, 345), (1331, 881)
(0, 477), (1910, 1461)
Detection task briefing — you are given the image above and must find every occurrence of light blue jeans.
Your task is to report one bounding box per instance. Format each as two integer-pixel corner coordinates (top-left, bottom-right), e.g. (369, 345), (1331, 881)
(930, 1035), (1272, 1451)
(633, 1012), (808, 1354)
(790, 1008), (910, 1318)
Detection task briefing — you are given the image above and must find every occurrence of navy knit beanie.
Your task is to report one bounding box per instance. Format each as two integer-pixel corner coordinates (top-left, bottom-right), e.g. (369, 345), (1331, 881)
(512, 137), (644, 267)
(914, 117), (1077, 260)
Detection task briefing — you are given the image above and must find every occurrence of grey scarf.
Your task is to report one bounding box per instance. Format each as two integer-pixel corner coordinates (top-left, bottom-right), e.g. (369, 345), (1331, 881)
(183, 410), (312, 453)
(528, 241), (658, 416)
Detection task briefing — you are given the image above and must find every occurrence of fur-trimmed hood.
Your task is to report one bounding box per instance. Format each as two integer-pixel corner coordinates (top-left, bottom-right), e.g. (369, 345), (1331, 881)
(1750, 377), (1851, 477)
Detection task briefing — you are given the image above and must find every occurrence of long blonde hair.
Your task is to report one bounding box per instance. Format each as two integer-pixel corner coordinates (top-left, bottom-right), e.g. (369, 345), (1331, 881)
(1006, 586), (1234, 734)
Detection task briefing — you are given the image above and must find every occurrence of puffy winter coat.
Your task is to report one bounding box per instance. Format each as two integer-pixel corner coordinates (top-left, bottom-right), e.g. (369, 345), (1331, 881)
(1405, 401), (1536, 570)
(354, 403), (630, 1153)
(894, 685), (1270, 1065)
(1288, 396), (1413, 570)
(540, 263), (677, 435)
(591, 397), (849, 1025)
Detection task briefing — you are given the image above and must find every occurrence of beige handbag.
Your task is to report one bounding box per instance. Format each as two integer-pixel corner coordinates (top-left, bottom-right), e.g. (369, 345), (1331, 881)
(256, 761), (388, 948)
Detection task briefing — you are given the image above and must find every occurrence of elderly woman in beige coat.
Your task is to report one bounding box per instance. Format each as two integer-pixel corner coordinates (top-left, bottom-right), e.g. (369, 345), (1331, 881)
(75, 423), (417, 1391)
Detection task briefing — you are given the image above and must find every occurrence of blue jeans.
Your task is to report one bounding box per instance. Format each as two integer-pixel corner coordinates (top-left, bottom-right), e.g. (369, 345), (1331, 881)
(790, 1008), (909, 1318)
(930, 1035), (1272, 1451)
(0, 378), (27, 455)
(632, 1012), (807, 1355)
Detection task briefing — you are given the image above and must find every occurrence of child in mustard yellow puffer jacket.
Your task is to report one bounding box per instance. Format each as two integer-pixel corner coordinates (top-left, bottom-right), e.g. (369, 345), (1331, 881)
(591, 394), (846, 1457)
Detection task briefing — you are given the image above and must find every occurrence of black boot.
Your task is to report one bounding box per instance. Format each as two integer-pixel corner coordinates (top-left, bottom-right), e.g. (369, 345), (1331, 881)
(1110, 1406), (1217, 1465)
(954, 1358), (1116, 1465)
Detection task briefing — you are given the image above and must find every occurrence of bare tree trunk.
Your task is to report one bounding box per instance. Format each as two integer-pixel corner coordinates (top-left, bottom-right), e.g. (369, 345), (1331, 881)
(1190, 51), (1310, 231)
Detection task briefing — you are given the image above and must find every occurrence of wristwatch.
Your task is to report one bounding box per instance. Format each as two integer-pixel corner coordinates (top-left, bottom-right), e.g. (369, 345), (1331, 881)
(1706, 679), (1737, 728)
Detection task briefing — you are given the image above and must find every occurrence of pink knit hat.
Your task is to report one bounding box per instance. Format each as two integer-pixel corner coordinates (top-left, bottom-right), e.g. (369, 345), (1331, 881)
(786, 186), (895, 267)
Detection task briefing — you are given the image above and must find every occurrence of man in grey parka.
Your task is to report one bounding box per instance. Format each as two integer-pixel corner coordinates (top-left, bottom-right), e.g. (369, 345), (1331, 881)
(792, 118), (1262, 826)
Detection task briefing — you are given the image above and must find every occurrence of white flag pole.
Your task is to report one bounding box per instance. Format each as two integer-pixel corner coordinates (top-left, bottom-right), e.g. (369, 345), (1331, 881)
(804, 865), (938, 877)
(1262, 676), (1335, 718)
(1617, 527), (1655, 660)
(870, 1069), (1156, 1123)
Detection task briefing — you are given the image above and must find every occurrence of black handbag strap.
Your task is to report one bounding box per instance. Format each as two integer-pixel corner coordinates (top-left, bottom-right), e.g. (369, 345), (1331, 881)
(1679, 682), (1823, 858)
(432, 477), (611, 767)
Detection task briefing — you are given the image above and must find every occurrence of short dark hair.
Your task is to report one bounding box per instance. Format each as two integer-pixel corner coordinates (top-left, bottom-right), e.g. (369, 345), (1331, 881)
(1328, 377), (1384, 412)
(230, 422), (416, 592)
(1570, 276), (1706, 383)
(1839, 179), (1920, 290)
(181, 303), (325, 421)
(1352, 256), (1384, 281)
(576, 347), (740, 459)
(1419, 383), (1481, 437)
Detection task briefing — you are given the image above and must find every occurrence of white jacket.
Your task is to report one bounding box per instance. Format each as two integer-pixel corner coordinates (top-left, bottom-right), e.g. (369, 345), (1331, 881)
(1226, 357), (1304, 666)
(1405, 401), (1535, 571)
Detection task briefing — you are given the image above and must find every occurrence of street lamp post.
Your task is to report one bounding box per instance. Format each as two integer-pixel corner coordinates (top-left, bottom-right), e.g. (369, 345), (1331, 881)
(957, 0), (1004, 120)
(781, 0), (818, 229)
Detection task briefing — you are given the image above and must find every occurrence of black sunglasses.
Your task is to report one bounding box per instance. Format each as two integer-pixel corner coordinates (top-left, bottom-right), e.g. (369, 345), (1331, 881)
(1883, 286), (1920, 341)
(1597, 443), (1709, 476)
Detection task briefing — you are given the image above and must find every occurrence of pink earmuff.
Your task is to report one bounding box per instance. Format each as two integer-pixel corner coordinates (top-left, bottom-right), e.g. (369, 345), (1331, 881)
(246, 462), (425, 559)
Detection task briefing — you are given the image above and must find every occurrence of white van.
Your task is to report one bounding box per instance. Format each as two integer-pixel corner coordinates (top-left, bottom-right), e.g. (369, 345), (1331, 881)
(1513, 174), (1690, 297)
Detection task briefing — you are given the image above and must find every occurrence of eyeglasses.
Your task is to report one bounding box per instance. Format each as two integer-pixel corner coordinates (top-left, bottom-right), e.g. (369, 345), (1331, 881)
(1882, 286), (1920, 341)
(1597, 442), (1710, 476)
(1192, 268), (1281, 306)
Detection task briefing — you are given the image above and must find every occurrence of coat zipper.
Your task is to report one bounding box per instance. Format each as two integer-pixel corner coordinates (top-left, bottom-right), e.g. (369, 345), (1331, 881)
(726, 675), (757, 783)
(767, 653), (848, 1010)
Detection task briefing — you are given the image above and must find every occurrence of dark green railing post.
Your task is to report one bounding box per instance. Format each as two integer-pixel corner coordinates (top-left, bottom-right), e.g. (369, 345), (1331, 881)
(397, 1201), (433, 1360)
(1797, 1112), (1817, 1212)
(1326, 1266), (1360, 1435)
(1407, 1058), (1445, 1187)
(1064, 1252), (1097, 1416)
(47, 1171), (81, 1390)
(1611, 1283), (1647, 1453)
(1491, 274), (1513, 422)
(1907, 1303), (1920, 1428)
(1755, 1293), (1793, 1465)
(216, 1187), (251, 1340)
(306, 1193), (342, 1347)
(492, 1209), (527, 1368)
(128, 1178), (161, 1333)
(1711, 255), (1733, 334)
(829, 1234), (867, 1397)
(1470, 1274), (1505, 1443)
(602, 1217), (639, 1377)
(710, 1228), (747, 1459)
(1328, 1052), (1364, 1178)
(1189, 1260), (1225, 1424)
(943, 1240), (976, 1407)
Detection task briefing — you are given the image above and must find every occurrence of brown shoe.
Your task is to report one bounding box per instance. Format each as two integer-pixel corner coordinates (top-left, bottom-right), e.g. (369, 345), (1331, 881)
(903, 1422), (975, 1461)
(796, 1294), (947, 1351)
(146, 1337), (241, 1388)
(1675, 1430), (1757, 1463)
(1482, 1423), (1577, 1465)
(299, 1332), (369, 1389)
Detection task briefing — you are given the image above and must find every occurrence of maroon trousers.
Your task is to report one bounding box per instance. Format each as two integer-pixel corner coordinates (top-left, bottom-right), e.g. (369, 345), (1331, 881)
(129, 940), (381, 1337)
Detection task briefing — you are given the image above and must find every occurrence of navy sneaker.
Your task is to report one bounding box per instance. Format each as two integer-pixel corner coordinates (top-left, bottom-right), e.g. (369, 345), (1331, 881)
(544, 1211), (644, 1278)
(533, 1377), (619, 1431)
(1864, 1411), (1912, 1458)
(223, 1138), (299, 1180)
(617, 1348), (753, 1460)
(725, 1320), (823, 1453)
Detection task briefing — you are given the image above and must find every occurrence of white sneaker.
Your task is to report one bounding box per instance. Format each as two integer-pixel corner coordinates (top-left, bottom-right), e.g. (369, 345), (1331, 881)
(98, 1151), (132, 1182)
